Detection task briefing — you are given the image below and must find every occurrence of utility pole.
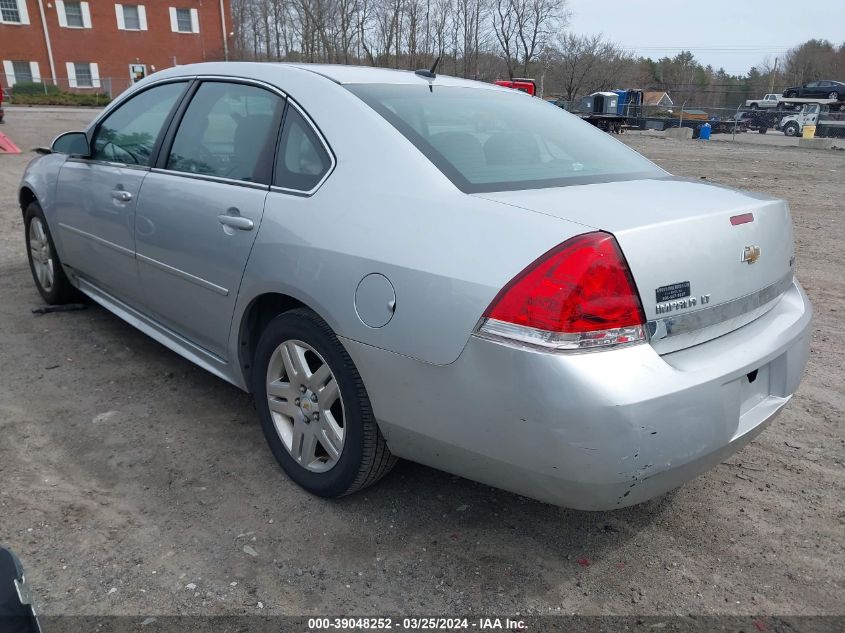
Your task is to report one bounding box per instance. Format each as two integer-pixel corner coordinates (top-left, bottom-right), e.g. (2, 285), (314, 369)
(768, 57), (779, 94)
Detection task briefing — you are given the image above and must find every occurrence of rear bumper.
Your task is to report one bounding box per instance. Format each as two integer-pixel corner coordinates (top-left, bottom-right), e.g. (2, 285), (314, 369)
(343, 280), (812, 510)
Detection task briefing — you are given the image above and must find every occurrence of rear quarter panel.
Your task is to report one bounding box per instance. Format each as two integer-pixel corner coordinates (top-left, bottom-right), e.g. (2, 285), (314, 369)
(231, 69), (589, 367)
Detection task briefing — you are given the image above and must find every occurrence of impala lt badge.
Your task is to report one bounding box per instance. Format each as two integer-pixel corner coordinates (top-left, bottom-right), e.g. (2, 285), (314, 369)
(742, 245), (761, 264)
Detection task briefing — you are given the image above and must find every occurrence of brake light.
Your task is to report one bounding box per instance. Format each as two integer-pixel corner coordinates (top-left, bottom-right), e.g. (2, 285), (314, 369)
(475, 232), (646, 351)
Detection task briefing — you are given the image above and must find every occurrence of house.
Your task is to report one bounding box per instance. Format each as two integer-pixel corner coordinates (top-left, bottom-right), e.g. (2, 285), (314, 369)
(1, 0), (232, 96)
(643, 91), (673, 107)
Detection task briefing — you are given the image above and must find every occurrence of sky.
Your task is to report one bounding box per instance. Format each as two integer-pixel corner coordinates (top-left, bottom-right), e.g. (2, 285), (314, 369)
(565, 0), (845, 76)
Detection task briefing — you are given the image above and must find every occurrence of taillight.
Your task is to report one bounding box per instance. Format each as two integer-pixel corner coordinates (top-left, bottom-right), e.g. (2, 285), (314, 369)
(475, 232), (646, 352)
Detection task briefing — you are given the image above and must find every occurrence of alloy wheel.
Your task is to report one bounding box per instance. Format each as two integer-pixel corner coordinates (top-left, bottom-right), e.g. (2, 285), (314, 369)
(266, 339), (345, 473)
(29, 217), (54, 292)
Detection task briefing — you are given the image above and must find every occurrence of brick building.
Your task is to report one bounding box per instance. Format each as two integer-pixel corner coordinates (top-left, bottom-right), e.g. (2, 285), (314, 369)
(1, 0), (232, 95)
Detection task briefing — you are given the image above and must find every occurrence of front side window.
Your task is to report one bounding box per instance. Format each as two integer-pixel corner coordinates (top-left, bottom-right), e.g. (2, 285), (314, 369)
(63, 1), (84, 26)
(348, 84), (664, 193)
(275, 107), (332, 192)
(92, 81), (186, 166)
(122, 4), (140, 29)
(167, 82), (283, 183)
(0, 0), (22, 23)
(11, 61), (32, 84)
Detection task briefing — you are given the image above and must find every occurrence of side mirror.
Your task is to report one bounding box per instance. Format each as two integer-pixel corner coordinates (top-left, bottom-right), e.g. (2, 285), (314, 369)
(50, 131), (89, 157)
(0, 547), (41, 633)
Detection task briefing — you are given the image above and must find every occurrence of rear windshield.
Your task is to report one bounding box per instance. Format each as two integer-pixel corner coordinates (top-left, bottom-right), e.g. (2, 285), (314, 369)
(347, 83), (665, 193)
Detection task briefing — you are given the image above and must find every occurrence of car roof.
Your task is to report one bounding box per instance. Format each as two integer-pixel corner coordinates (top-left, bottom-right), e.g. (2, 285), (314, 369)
(287, 63), (494, 88)
(150, 61), (502, 90)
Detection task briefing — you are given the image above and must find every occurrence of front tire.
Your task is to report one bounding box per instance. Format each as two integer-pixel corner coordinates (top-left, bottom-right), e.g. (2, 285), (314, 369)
(24, 201), (78, 304)
(783, 122), (800, 137)
(253, 308), (396, 498)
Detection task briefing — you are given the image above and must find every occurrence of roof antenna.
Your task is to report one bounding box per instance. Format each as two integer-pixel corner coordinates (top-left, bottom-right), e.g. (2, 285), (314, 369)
(415, 56), (440, 80)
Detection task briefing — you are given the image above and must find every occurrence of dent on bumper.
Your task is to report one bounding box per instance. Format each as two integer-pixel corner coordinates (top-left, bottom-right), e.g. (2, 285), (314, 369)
(342, 282), (812, 510)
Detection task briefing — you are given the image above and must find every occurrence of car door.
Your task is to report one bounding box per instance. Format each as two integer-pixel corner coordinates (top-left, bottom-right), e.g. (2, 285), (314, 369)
(803, 81), (819, 97)
(54, 80), (189, 303)
(133, 80), (285, 359)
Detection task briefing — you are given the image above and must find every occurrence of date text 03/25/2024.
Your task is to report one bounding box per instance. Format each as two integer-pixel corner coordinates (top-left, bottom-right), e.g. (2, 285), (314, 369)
(307, 617), (527, 630)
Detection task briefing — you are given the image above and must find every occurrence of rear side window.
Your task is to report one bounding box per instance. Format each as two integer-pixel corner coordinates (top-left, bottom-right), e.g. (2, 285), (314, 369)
(92, 81), (186, 166)
(167, 81), (284, 184)
(274, 106), (332, 192)
(348, 84), (664, 193)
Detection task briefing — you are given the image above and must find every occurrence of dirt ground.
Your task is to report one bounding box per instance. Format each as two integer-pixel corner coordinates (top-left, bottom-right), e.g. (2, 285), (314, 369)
(0, 108), (843, 618)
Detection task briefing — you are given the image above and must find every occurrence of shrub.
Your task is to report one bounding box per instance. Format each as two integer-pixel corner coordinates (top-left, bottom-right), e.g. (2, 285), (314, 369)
(9, 90), (112, 107)
(11, 81), (61, 96)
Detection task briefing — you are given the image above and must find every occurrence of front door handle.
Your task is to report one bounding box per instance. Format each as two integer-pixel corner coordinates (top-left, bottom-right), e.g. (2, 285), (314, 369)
(217, 210), (254, 231)
(111, 189), (132, 202)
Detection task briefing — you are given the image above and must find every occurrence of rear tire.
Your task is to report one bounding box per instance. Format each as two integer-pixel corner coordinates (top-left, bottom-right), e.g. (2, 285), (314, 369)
(827, 91), (839, 100)
(253, 308), (397, 498)
(750, 103), (758, 110)
(758, 127), (768, 134)
(24, 201), (79, 305)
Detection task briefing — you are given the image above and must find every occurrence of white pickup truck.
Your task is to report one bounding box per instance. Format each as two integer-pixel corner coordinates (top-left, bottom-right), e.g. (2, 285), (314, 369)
(745, 94), (780, 109)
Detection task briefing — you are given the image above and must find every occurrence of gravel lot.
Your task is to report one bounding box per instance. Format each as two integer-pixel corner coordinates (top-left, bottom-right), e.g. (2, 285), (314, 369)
(0, 107), (843, 618)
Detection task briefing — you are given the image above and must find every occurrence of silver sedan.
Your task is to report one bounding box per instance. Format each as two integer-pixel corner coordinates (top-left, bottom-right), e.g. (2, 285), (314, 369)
(18, 63), (812, 509)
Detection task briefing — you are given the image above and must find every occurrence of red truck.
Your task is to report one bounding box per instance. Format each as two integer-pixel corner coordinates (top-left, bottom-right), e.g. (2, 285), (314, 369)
(494, 78), (537, 96)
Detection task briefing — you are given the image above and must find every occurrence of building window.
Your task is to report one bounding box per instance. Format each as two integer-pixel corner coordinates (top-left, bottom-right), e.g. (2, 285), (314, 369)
(3, 60), (40, 86)
(74, 63), (92, 87)
(175, 8), (191, 31)
(66, 61), (100, 88)
(169, 6), (198, 33)
(0, 0), (29, 24)
(0, 0), (20, 22)
(57, 1), (91, 28)
(115, 3), (147, 30)
(122, 4), (139, 29)
(64, 1), (83, 26)
(12, 61), (32, 83)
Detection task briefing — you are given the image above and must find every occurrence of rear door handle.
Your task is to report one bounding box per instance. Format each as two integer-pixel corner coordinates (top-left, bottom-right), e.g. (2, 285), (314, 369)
(217, 212), (254, 231)
(111, 189), (132, 202)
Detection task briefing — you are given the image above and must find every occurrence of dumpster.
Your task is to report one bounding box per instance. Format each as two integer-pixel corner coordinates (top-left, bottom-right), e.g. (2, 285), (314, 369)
(802, 124), (816, 139)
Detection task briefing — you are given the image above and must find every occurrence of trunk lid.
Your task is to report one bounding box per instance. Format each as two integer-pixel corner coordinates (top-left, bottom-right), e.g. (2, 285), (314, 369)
(475, 178), (795, 354)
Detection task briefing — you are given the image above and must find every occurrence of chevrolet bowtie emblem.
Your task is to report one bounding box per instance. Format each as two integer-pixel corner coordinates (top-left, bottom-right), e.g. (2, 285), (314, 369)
(741, 245), (761, 264)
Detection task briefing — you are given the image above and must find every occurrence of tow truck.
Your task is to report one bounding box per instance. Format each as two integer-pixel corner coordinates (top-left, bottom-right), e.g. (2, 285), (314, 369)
(567, 89), (745, 136)
(778, 103), (845, 138)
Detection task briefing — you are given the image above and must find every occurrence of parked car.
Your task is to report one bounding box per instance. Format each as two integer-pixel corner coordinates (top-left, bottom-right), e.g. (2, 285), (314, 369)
(0, 546), (40, 633)
(745, 93), (780, 109)
(494, 78), (537, 96)
(18, 63), (812, 510)
(782, 80), (845, 100)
